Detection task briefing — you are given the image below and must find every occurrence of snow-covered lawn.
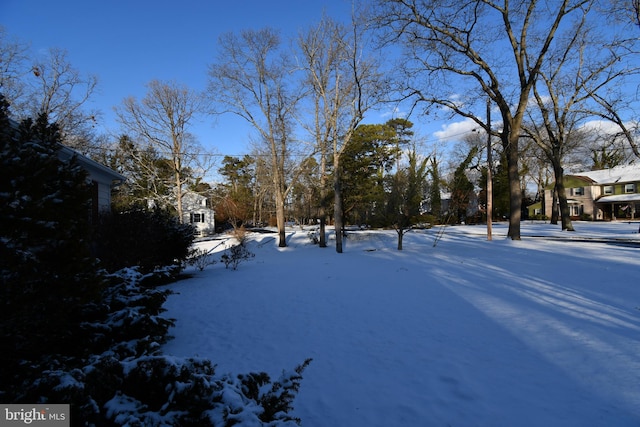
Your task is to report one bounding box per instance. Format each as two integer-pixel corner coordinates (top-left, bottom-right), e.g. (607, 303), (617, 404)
(162, 221), (640, 426)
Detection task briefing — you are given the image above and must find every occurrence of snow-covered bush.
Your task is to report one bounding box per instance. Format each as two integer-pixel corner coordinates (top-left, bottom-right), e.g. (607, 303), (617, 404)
(79, 268), (176, 358)
(12, 264), (311, 426)
(102, 356), (312, 426)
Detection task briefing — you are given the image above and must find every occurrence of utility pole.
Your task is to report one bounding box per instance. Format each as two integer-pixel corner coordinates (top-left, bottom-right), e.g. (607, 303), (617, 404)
(486, 95), (493, 241)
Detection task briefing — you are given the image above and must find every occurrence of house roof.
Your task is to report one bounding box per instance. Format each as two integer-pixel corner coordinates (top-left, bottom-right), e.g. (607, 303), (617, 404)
(597, 194), (640, 203)
(571, 164), (640, 185)
(8, 117), (125, 185)
(57, 144), (126, 184)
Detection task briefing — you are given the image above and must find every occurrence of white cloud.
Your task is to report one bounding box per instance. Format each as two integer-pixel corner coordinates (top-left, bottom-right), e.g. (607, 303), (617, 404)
(580, 119), (631, 135)
(433, 118), (479, 142)
(379, 106), (407, 119)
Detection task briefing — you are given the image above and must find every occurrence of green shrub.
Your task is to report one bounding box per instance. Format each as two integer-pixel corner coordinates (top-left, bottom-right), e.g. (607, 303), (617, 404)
(580, 213), (592, 221)
(94, 205), (195, 275)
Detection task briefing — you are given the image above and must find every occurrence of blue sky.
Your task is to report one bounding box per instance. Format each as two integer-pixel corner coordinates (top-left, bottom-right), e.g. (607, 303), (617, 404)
(4, 1), (636, 177)
(3, 0), (423, 160)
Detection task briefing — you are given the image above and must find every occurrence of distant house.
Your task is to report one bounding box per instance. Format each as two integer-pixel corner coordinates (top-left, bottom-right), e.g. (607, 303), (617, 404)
(529, 164), (640, 220)
(57, 144), (125, 222)
(421, 191), (480, 222)
(182, 191), (215, 237)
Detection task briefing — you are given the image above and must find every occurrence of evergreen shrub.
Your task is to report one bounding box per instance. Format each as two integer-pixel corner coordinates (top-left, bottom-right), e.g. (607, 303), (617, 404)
(94, 205), (195, 276)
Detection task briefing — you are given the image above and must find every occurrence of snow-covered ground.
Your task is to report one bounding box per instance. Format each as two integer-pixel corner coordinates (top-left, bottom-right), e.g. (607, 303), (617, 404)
(162, 221), (640, 426)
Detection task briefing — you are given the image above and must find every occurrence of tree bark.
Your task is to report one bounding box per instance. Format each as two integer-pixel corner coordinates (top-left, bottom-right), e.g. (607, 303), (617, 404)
(318, 153), (328, 248)
(505, 133), (522, 240)
(333, 167), (344, 253)
(551, 187), (559, 225)
(551, 160), (575, 231)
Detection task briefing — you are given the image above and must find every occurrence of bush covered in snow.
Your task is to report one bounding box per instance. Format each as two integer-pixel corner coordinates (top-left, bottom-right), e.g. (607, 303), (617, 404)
(13, 269), (311, 426)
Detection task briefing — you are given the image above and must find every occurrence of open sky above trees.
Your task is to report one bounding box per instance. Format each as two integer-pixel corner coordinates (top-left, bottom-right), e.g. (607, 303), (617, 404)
(3, 1), (421, 160)
(3, 1), (639, 238)
(1, 0), (539, 172)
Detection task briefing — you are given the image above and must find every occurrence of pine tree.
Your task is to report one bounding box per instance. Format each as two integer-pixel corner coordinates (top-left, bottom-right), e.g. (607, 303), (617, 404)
(428, 156), (443, 220)
(0, 96), (103, 390)
(450, 147), (478, 224)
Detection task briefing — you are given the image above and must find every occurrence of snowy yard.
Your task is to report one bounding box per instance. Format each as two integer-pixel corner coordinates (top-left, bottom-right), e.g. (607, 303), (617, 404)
(162, 221), (640, 426)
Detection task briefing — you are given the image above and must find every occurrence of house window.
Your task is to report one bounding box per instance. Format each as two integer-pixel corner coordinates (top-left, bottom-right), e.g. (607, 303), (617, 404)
(603, 185), (614, 195)
(570, 205), (583, 216)
(625, 183), (635, 193)
(572, 187), (584, 196)
(190, 213), (204, 223)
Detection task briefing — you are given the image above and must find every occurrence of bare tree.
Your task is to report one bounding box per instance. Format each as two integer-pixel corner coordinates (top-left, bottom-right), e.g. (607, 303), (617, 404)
(578, 2), (640, 160)
(25, 48), (100, 152)
(0, 32), (100, 152)
(115, 80), (207, 222)
(522, 2), (638, 231)
(208, 28), (307, 247)
(298, 14), (385, 252)
(373, 0), (593, 240)
(0, 27), (29, 110)
(603, 0), (640, 29)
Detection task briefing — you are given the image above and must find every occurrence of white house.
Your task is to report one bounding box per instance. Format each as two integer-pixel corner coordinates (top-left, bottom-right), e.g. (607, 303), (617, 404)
(182, 191), (215, 236)
(57, 144), (125, 221)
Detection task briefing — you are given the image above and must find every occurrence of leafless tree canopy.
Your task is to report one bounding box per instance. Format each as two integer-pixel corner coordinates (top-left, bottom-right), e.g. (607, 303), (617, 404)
(298, 13), (385, 252)
(371, 0), (603, 239)
(0, 29), (100, 152)
(208, 28), (306, 247)
(115, 79), (207, 222)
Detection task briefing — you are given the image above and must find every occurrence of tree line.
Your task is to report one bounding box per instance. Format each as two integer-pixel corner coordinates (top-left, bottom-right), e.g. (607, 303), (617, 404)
(1, 0), (639, 250)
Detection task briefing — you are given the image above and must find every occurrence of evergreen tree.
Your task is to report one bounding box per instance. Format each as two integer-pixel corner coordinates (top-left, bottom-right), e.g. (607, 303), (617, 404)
(341, 123), (397, 226)
(491, 150), (511, 220)
(386, 149), (428, 250)
(450, 147), (478, 224)
(427, 156), (443, 220)
(0, 97), (103, 389)
(216, 155), (256, 227)
(108, 135), (177, 212)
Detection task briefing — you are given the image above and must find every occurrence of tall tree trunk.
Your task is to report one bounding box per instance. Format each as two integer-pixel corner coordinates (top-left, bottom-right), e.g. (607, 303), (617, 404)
(174, 164), (183, 224)
(333, 165), (344, 253)
(505, 134), (521, 240)
(551, 187), (559, 224)
(318, 154), (328, 248)
(551, 161), (575, 231)
(275, 186), (287, 247)
(319, 212), (327, 247)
